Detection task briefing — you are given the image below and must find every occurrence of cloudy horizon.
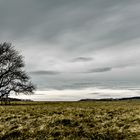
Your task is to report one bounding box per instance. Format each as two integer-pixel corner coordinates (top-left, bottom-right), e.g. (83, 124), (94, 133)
(1, 0), (140, 100)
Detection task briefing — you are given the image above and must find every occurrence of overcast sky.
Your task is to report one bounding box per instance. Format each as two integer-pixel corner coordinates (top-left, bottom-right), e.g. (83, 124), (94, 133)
(0, 0), (140, 99)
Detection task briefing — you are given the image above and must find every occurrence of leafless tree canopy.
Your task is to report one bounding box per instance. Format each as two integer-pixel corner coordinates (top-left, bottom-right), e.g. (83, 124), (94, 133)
(0, 42), (35, 99)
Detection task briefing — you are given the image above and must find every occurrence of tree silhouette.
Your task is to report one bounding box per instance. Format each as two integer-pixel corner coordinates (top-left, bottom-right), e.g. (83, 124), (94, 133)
(0, 42), (35, 104)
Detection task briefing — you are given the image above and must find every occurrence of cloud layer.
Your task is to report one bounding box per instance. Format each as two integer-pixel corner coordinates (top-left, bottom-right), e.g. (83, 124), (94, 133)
(0, 0), (140, 92)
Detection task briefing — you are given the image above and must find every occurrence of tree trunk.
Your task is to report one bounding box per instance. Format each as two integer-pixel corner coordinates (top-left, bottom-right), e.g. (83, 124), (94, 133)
(0, 94), (10, 105)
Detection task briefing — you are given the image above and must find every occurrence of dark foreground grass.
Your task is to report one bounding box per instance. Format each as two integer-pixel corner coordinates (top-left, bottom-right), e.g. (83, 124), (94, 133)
(0, 101), (140, 140)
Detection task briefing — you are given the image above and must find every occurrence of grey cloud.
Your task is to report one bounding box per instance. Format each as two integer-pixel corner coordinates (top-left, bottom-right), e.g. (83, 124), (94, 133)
(89, 92), (100, 95)
(88, 67), (112, 73)
(29, 70), (61, 75)
(0, 0), (140, 93)
(0, 0), (139, 59)
(0, 0), (139, 47)
(71, 57), (93, 62)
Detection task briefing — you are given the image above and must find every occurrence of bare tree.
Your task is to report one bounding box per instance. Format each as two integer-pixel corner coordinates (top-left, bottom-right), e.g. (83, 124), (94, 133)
(0, 42), (35, 104)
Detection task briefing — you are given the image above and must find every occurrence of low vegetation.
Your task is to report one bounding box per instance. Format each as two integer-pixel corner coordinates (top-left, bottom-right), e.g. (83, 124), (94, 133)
(0, 101), (140, 139)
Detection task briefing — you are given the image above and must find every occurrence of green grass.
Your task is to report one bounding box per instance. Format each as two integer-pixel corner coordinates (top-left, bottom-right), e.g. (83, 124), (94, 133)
(0, 101), (140, 140)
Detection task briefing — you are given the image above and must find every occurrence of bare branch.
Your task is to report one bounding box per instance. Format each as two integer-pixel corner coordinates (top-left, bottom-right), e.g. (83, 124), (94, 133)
(0, 42), (35, 100)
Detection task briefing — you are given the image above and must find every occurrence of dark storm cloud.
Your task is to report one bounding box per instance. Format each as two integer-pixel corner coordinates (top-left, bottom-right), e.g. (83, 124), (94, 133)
(71, 57), (93, 62)
(30, 70), (60, 75)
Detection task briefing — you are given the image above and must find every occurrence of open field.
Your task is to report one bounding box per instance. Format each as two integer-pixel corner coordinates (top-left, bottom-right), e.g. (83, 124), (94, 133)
(0, 101), (140, 140)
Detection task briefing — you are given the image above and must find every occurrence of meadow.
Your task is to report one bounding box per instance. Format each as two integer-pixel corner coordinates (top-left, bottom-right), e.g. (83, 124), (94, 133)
(0, 101), (140, 140)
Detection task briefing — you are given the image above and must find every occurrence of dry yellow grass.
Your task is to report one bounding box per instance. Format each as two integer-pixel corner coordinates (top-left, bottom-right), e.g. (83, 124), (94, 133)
(0, 101), (140, 139)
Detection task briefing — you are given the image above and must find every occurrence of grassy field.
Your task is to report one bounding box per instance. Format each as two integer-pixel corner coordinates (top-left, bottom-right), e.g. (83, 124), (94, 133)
(0, 101), (140, 140)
